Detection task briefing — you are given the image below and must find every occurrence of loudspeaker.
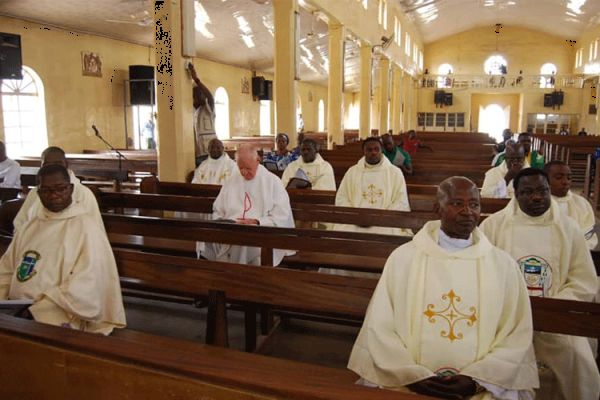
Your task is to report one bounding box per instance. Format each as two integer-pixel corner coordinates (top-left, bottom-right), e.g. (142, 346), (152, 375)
(129, 65), (155, 105)
(444, 92), (453, 106)
(252, 76), (265, 97)
(544, 93), (553, 107)
(260, 80), (273, 101)
(0, 32), (22, 79)
(434, 90), (445, 105)
(552, 90), (564, 106)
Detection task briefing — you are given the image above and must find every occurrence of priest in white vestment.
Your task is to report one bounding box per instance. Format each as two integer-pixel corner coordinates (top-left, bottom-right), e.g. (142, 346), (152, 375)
(544, 160), (597, 249)
(0, 141), (21, 189)
(281, 139), (336, 191)
(481, 143), (527, 198)
(191, 139), (236, 186)
(13, 146), (103, 233)
(334, 137), (410, 236)
(348, 177), (539, 399)
(201, 145), (294, 266)
(0, 165), (126, 335)
(480, 168), (599, 400)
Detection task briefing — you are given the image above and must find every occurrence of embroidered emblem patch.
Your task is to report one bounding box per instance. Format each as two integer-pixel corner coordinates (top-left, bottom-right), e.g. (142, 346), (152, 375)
(423, 290), (477, 342)
(517, 255), (552, 297)
(16, 251), (41, 282)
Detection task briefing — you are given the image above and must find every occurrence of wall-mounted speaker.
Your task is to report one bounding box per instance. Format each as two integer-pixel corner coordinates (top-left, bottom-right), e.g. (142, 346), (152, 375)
(260, 80), (273, 101)
(129, 65), (155, 105)
(252, 76), (265, 98)
(0, 32), (22, 79)
(552, 90), (564, 106)
(444, 93), (453, 106)
(434, 90), (445, 105)
(543, 93), (553, 107)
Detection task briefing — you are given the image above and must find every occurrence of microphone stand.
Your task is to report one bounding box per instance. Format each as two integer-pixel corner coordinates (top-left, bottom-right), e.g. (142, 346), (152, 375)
(92, 125), (128, 191)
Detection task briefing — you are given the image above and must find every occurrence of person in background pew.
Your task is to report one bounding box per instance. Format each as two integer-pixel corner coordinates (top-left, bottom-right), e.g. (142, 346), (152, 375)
(494, 132), (544, 169)
(480, 168), (599, 400)
(481, 143), (525, 198)
(13, 146), (103, 233)
(544, 160), (597, 249)
(0, 141), (21, 189)
(191, 138), (236, 185)
(381, 133), (413, 176)
(348, 176), (538, 399)
(0, 165), (126, 335)
(334, 136), (411, 237)
(188, 63), (217, 166)
(263, 133), (299, 172)
(201, 145), (294, 266)
(402, 130), (433, 156)
(281, 139), (336, 190)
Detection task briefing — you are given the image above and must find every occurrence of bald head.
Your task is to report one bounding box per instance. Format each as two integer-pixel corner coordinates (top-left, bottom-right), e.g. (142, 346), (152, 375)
(437, 176), (480, 240)
(236, 145), (260, 180)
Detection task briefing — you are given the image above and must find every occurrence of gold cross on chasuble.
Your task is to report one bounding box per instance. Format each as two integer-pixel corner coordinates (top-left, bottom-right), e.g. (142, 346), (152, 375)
(423, 290), (477, 342)
(362, 184), (383, 205)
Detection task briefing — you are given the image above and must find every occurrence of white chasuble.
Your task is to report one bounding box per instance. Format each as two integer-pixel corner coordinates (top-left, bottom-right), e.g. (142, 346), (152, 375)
(202, 165), (294, 266)
(281, 154), (336, 191)
(553, 191), (597, 249)
(13, 170), (103, 233)
(191, 153), (236, 185)
(334, 156), (411, 236)
(0, 202), (126, 335)
(348, 221), (538, 399)
(480, 199), (599, 400)
(481, 163), (514, 199)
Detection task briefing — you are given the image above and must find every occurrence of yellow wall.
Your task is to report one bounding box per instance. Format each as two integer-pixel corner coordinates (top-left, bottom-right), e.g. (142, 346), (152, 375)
(0, 16), (151, 152)
(0, 16), (335, 154)
(424, 26), (574, 76)
(418, 26), (586, 133)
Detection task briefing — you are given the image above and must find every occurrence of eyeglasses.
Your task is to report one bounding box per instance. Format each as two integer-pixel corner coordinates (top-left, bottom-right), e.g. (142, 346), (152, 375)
(38, 184), (72, 195)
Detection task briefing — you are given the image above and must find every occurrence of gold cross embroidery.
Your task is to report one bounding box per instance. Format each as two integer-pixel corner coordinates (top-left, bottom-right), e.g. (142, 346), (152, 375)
(218, 171), (229, 183)
(362, 184), (383, 205)
(423, 290), (477, 342)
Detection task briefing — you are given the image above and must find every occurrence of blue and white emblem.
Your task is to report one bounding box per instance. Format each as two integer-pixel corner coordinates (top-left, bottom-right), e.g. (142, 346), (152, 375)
(517, 255), (552, 297)
(16, 251), (41, 282)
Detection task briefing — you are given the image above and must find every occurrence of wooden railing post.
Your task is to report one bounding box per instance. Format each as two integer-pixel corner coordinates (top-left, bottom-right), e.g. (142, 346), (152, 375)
(206, 290), (229, 348)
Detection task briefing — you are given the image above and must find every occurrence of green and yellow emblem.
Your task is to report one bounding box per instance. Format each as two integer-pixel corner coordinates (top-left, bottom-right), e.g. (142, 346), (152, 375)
(16, 251), (41, 282)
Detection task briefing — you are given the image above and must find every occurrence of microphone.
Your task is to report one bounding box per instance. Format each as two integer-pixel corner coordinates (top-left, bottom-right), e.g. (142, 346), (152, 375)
(92, 124), (99, 137)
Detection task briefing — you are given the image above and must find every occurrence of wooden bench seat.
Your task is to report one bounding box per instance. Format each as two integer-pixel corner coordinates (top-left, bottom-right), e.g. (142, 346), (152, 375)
(0, 314), (423, 400)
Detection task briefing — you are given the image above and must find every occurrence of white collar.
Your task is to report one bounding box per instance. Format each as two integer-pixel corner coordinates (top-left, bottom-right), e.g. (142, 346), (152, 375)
(437, 228), (473, 252)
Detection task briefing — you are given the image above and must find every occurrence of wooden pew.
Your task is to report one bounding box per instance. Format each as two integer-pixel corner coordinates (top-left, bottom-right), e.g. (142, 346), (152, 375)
(0, 314), (423, 400)
(115, 248), (600, 354)
(138, 179), (510, 214)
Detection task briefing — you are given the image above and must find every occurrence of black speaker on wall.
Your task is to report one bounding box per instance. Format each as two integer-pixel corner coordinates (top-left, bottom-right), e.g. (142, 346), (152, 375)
(0, 32), (22, 79)
(129, 65), (155, 105)
(434, 90), (445, 105)
(543, 93), (553, 107)
(252, 76), (266, 97)
(444, 93), (453, 106)
(552, 90), (564, 106)
(260, 80), (273, 101)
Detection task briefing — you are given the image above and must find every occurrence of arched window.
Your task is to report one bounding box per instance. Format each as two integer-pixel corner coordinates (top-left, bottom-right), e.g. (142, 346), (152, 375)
(478, 104), (510, 142)
(0, 66), (48, 157)
(259, 100), (271, 136)
(318, 99), (325, 132)
(484, 55), (508, 75)
(437, 63), (453, 88)
(540, 63), (557, 88)
(214, 87), (229, 139)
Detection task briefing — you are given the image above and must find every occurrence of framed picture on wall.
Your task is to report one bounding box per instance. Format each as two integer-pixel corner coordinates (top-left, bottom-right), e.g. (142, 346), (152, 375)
(81, 51), (102, 77)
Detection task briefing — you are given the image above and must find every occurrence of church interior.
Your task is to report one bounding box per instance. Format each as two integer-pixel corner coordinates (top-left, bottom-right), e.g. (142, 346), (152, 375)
(0, 0), (600, 399)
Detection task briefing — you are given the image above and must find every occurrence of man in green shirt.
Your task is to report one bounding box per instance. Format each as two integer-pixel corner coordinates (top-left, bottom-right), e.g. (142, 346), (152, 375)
(382, 134), (413, 175)
(494, 132), (544, 169)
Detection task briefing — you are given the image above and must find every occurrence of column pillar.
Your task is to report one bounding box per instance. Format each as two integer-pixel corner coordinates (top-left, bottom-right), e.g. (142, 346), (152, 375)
(327, 21), (345, 149)
(391, 65), (403, 134)
(359, 42), (372, 139)
(273, 0), (298, 146)
(378, 57), (390, 135)
(154, 0), (195, 181)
